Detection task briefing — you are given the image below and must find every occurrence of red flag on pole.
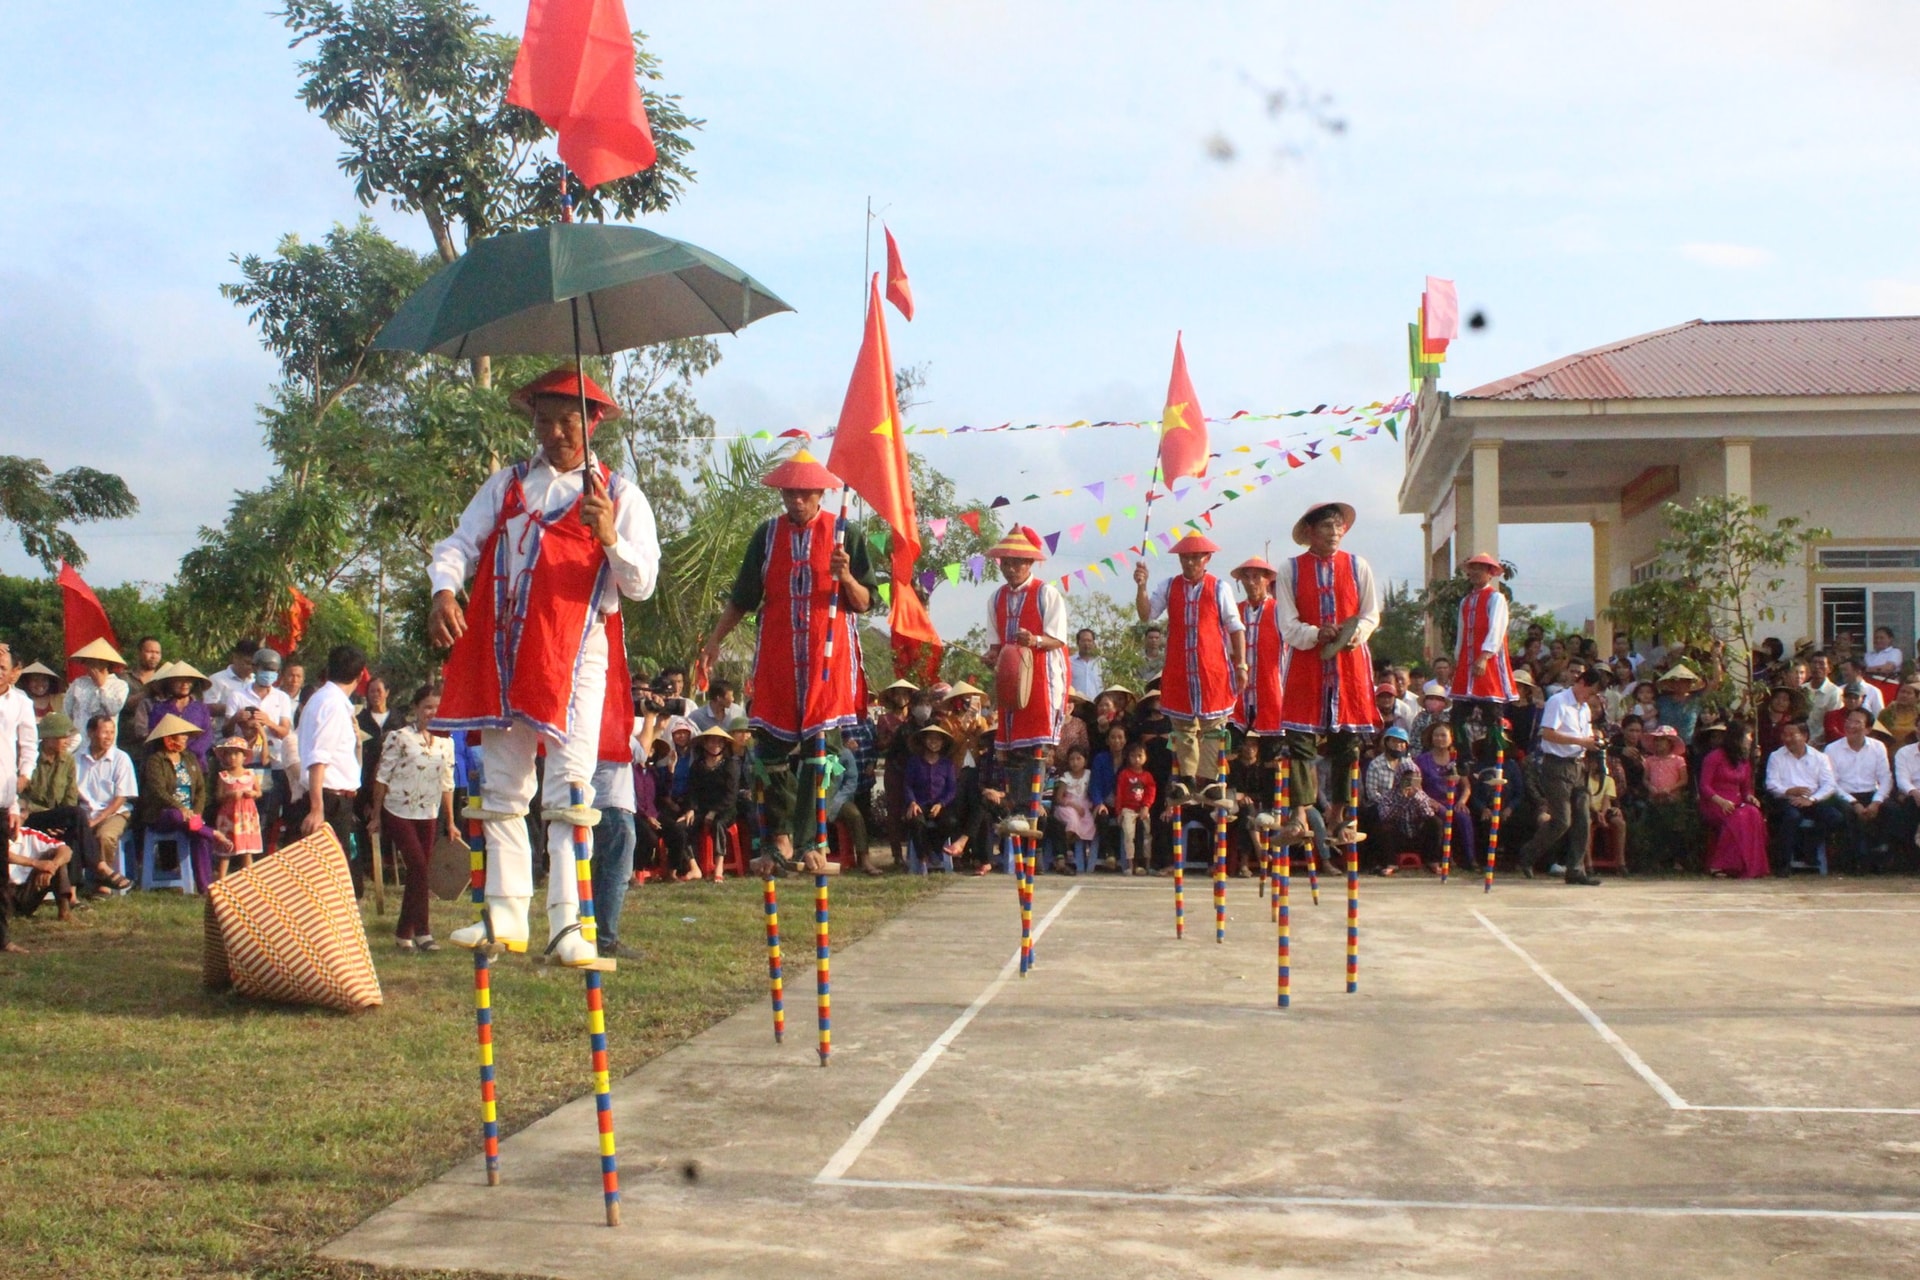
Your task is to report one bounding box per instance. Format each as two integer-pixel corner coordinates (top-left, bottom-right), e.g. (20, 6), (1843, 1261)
(57, 562), (118, 683)
(261, 587), (316, 659)
(883, 225), (915, 322)
(827, 274), (942, 680)
(507, 0), (657, 189)
(1159, 332), (1209, 481)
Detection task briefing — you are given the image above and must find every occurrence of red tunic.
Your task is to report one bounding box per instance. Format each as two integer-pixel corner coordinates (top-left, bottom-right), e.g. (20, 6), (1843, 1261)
(747, 511), (864, 741)
(1452, 584), (1517, 703)
(992, 581), (1069, 749)
(1234, 596), (1285, 736)
(434, 461), (634, 762)
(1160, 573), (1237, 721)
(1278, 551), (1379, 734)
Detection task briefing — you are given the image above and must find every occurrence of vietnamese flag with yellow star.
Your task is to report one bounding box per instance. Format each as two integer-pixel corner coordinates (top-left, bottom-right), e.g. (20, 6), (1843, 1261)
(828, 274), (942, 679)
(1159, 331), (1209, 481)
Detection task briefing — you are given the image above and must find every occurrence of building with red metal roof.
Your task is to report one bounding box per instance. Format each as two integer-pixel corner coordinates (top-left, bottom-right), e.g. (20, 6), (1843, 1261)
(1400, 317), (1920, 651)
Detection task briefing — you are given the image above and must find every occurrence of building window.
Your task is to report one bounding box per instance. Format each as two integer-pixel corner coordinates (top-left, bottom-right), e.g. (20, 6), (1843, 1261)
(1817, 548), (1920, 570)
(1820, 586), (1920, 649)
(1821, 589), (1867, 649)
(1629, 557), (1661, 585)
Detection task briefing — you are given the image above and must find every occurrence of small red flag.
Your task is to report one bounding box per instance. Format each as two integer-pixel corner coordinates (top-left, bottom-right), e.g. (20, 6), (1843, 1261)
(262, 587), (316, 659)
(883, 225), (914, 321)
(1159, 332), (1209, 482)
(57, 562), (118, 683)
(507, 0), (657, 189)
(957, 510), (981, 537)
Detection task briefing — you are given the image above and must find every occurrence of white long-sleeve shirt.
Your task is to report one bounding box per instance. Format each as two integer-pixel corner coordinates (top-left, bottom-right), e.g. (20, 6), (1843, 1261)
(1825, 737), (1893, 803)
(298, 681), (362, 794)
(1144, 575), (1245, 634)
(1894, 742), (1920, 799)
(1272, 552), (1380, 651)
(0, 687), (35, 807)
(64, 673), (128, 733)
(1765, 745), (1838, 802)
(428, 456), (660, 611)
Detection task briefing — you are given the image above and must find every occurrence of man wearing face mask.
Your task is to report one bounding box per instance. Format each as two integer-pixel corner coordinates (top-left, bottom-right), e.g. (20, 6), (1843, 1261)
(229, 648), (296, 849)
(701, 449), (876, 875)
(428, 367), (660, 966)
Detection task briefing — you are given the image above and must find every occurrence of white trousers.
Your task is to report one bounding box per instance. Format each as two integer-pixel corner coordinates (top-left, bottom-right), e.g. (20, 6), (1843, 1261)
(478, 622), (608, 908)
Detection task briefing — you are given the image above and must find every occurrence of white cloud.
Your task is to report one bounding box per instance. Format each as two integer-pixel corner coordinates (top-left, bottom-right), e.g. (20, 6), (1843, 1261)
(1679, 242), (1775, 270)
(1865, 278), (1920, 315)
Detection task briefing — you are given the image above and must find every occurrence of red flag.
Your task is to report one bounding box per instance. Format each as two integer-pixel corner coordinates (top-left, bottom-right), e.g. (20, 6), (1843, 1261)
(507, 0), (657, 189)
(883, 225), (915, 321)
(261, 587), (315, 658)
(57, 562), (118, 683)
(827, 274), (942, 679)
(1159, 332), (1209, 482)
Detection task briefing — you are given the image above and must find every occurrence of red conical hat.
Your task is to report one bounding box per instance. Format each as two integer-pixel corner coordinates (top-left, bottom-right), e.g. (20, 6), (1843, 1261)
(986, 524), (1046, 561)
(760, 448), (844, 491)
(1291, 500), (1357, 546)
(1461, 552), (1504, 573)
(509, 366), (620, 418)
(1168, 533), (1220, 555)
(1230, 556), (1276, 580)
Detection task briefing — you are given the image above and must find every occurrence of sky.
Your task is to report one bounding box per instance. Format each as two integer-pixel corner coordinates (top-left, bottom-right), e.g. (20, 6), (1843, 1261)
(6, 0), (1920, 640)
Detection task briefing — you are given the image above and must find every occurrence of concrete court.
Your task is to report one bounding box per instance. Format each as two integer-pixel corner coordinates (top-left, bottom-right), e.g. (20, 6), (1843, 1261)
(327, 872), (1920, 1278)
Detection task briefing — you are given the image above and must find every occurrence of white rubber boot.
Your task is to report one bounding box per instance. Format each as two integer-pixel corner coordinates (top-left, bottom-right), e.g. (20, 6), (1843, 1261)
(544, 902), (602, 968)
(449, 896), (531, 953)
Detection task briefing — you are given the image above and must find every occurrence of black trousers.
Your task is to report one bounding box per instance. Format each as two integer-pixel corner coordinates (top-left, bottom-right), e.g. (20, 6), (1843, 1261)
(1515, 754), (1590, 879)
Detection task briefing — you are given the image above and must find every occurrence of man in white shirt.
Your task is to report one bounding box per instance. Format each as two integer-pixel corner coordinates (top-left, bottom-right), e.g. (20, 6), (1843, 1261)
(1837, 660), (1886, 717)
(0, 642), (36, 815)
(1825, 707), (1893, 872)
(75, 713), (138, 891)
(1803, 653), (1843, 746)
(297, 644), (368, 895)
(1610, 632), (1644, 675)
(1765, 719), (1845, 874)
(1891, 736), (1920, 870)
(63, 639), (129, 741)
(1512, 667), (1607, 884)
(3, 825), (74, 950)
(429, 367), (660, 966)
(1069, 629), (1104, 703)
(229, 648), (297, 848)
(203, 638), (259, 731)
(686, 679), (735, 734)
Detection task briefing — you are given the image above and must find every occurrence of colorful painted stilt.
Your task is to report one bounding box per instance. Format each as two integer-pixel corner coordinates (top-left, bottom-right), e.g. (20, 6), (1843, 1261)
(1173, 816), (1186, 939)
(751, 775), (782, 1042)
(1213, 732), (1229, 943)
(1344, 761), (1359, 995)
(1486, 730), (1507, 894)
(1271, 759), (1288, 922)
(1026, 747), (1045, 972)
(568, 782), (620, 1226)
(813, 735), (832, 1065)
(1276, 825), (1291, 1009)
(464, 804), (500, 1185)
(1439, 773), (1458, 885)
(1018, 843), (1033, 974)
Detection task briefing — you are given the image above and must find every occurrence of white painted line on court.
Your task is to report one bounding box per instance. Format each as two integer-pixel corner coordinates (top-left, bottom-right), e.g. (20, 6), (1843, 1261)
(1487, 906), (1920, 915)
(1472, 909), (1690, 1111)
(814, 885), (1083, 1183)
(1685, 1104), (1920, 1116)
(815, 1175), (1920, 1222)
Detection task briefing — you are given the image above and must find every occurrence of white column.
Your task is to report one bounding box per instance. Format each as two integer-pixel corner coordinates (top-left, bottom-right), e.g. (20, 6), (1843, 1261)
(1722, 438), (1753, 501)
(1591, 516), (1615, 650)
(1468, 439), (1501, 560)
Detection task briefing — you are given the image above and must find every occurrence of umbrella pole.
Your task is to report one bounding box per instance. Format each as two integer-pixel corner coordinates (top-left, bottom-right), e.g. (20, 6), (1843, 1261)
(572, 297), (596, 526)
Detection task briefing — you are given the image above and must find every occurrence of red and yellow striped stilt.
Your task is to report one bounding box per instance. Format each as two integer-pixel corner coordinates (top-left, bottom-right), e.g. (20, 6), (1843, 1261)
(1344, 760), (1359, 995)
(568, 782), (620, 1226)
(1276, 824), (1291, 1009)
(1173, 816), (1186, 939)
(1486, 736), (1506, 894)
(751, 775), (782, 1042)
(813, 735), (831, 1065)
(464, 804), (499, 1185)
(1026, 747), (1045, 972)
(1439, 773), (1458, 884)
(1213, 734), (1229, 944)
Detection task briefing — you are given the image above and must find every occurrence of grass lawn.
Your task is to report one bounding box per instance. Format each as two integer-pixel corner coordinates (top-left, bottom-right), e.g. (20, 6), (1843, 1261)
(0, 874), (943, 1279)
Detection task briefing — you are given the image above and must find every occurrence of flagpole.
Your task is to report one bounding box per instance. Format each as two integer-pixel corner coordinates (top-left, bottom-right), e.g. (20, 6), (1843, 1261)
(863, 197), (873, 315)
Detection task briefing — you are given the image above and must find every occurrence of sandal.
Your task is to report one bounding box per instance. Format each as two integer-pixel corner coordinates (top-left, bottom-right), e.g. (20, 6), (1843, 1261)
(94, 865), (133, 893)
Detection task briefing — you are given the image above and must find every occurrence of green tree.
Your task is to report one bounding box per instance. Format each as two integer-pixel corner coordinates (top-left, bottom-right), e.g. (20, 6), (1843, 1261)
(1369, 580), (1427, 669)
(0, 574), (188, 670)
(0, 457), (137, 572)
(1604, 495), (1827, 714)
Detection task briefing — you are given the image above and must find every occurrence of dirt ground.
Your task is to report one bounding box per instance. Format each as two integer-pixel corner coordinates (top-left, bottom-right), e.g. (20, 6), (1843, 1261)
(327, 872), (1920, 1277)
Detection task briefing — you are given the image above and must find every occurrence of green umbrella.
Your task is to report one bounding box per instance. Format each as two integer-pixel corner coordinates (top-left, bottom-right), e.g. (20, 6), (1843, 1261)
(372, 222), (793, 358)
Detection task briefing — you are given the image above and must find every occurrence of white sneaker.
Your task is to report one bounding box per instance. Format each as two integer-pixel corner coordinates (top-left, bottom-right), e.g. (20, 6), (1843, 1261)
(1548, 863), (1566, 877)
(544, 903), (604, 968)
(449, 896), (530, 953)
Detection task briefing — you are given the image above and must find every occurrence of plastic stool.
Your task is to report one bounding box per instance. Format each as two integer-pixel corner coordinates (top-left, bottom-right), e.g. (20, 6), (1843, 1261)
(140, 830), (196, 894)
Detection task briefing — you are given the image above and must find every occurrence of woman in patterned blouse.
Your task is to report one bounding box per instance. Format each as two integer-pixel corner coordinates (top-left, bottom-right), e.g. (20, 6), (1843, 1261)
(369, 684), (456, 952)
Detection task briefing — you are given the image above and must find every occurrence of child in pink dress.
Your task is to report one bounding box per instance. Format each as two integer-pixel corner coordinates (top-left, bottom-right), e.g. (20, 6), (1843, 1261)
(211, 737), (263, 879)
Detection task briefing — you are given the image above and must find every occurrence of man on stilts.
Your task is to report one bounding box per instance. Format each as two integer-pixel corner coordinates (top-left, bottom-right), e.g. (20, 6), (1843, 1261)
(428, 367), (660, 966)
(1132, 534), (1247, 801)
(701, 450), (874, 875)
(1275, 502), (1381, 843)
(1450, 552), (1518, 752)
(984, 526), (1071, 799)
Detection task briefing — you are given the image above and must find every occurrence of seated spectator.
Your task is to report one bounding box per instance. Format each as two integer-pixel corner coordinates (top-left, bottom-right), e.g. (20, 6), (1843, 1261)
(1049, 745), (1096, 874)
(1112, 740), (1155, 875)
(138, 712), (231, 887)
(1627, 680), (1663, 734)
(1415, 723), (1477, 871)
(1363, 726), (1437, 870)
(1091, 686), (1133, 743)
(1058, 691), (1092, 765)
(1586, 750), (1627, 873)
(1757, 685), (1808, 760)
(1373, 682), (1410, 737)
(1876, 680), (1920, 749)
(1826, 683), (1869, 746)
(1699, 720), (1768, 879)
(963, 732), (1012, 875)
(687, 678), (736, 733)
(875, 682), (918, 870)
(1825, 707), (1893, 872)
(4, 823), (76, 949)
(902, 724), (960, 866)
(1655, 663), (1710, 745)
(1089, 723), (1126, 867)
(1765, 720), (1845, 875)
(1226, 734), (1267, 877)
(1409, 682), (1451, 755)
(63, 639), (128, 744)
(680, 726), (739, 881)
(20, 713), (81, 853)
(1836, 660), (1886, 716)
(17, 662), (64, 721)
(1864, 626), (1904, 685)
(827, 740), (878, 874)
(75, 713), (137, 894)
(1892, 731), (1920, 870)
(1613, 716), (1649, 803)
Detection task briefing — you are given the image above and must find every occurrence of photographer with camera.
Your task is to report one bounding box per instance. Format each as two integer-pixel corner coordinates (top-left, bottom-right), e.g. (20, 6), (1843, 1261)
(1513, 666), (1609, 885)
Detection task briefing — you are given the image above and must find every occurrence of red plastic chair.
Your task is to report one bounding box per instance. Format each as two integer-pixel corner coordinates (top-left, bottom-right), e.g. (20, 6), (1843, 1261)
(695, 822), (748, 881)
